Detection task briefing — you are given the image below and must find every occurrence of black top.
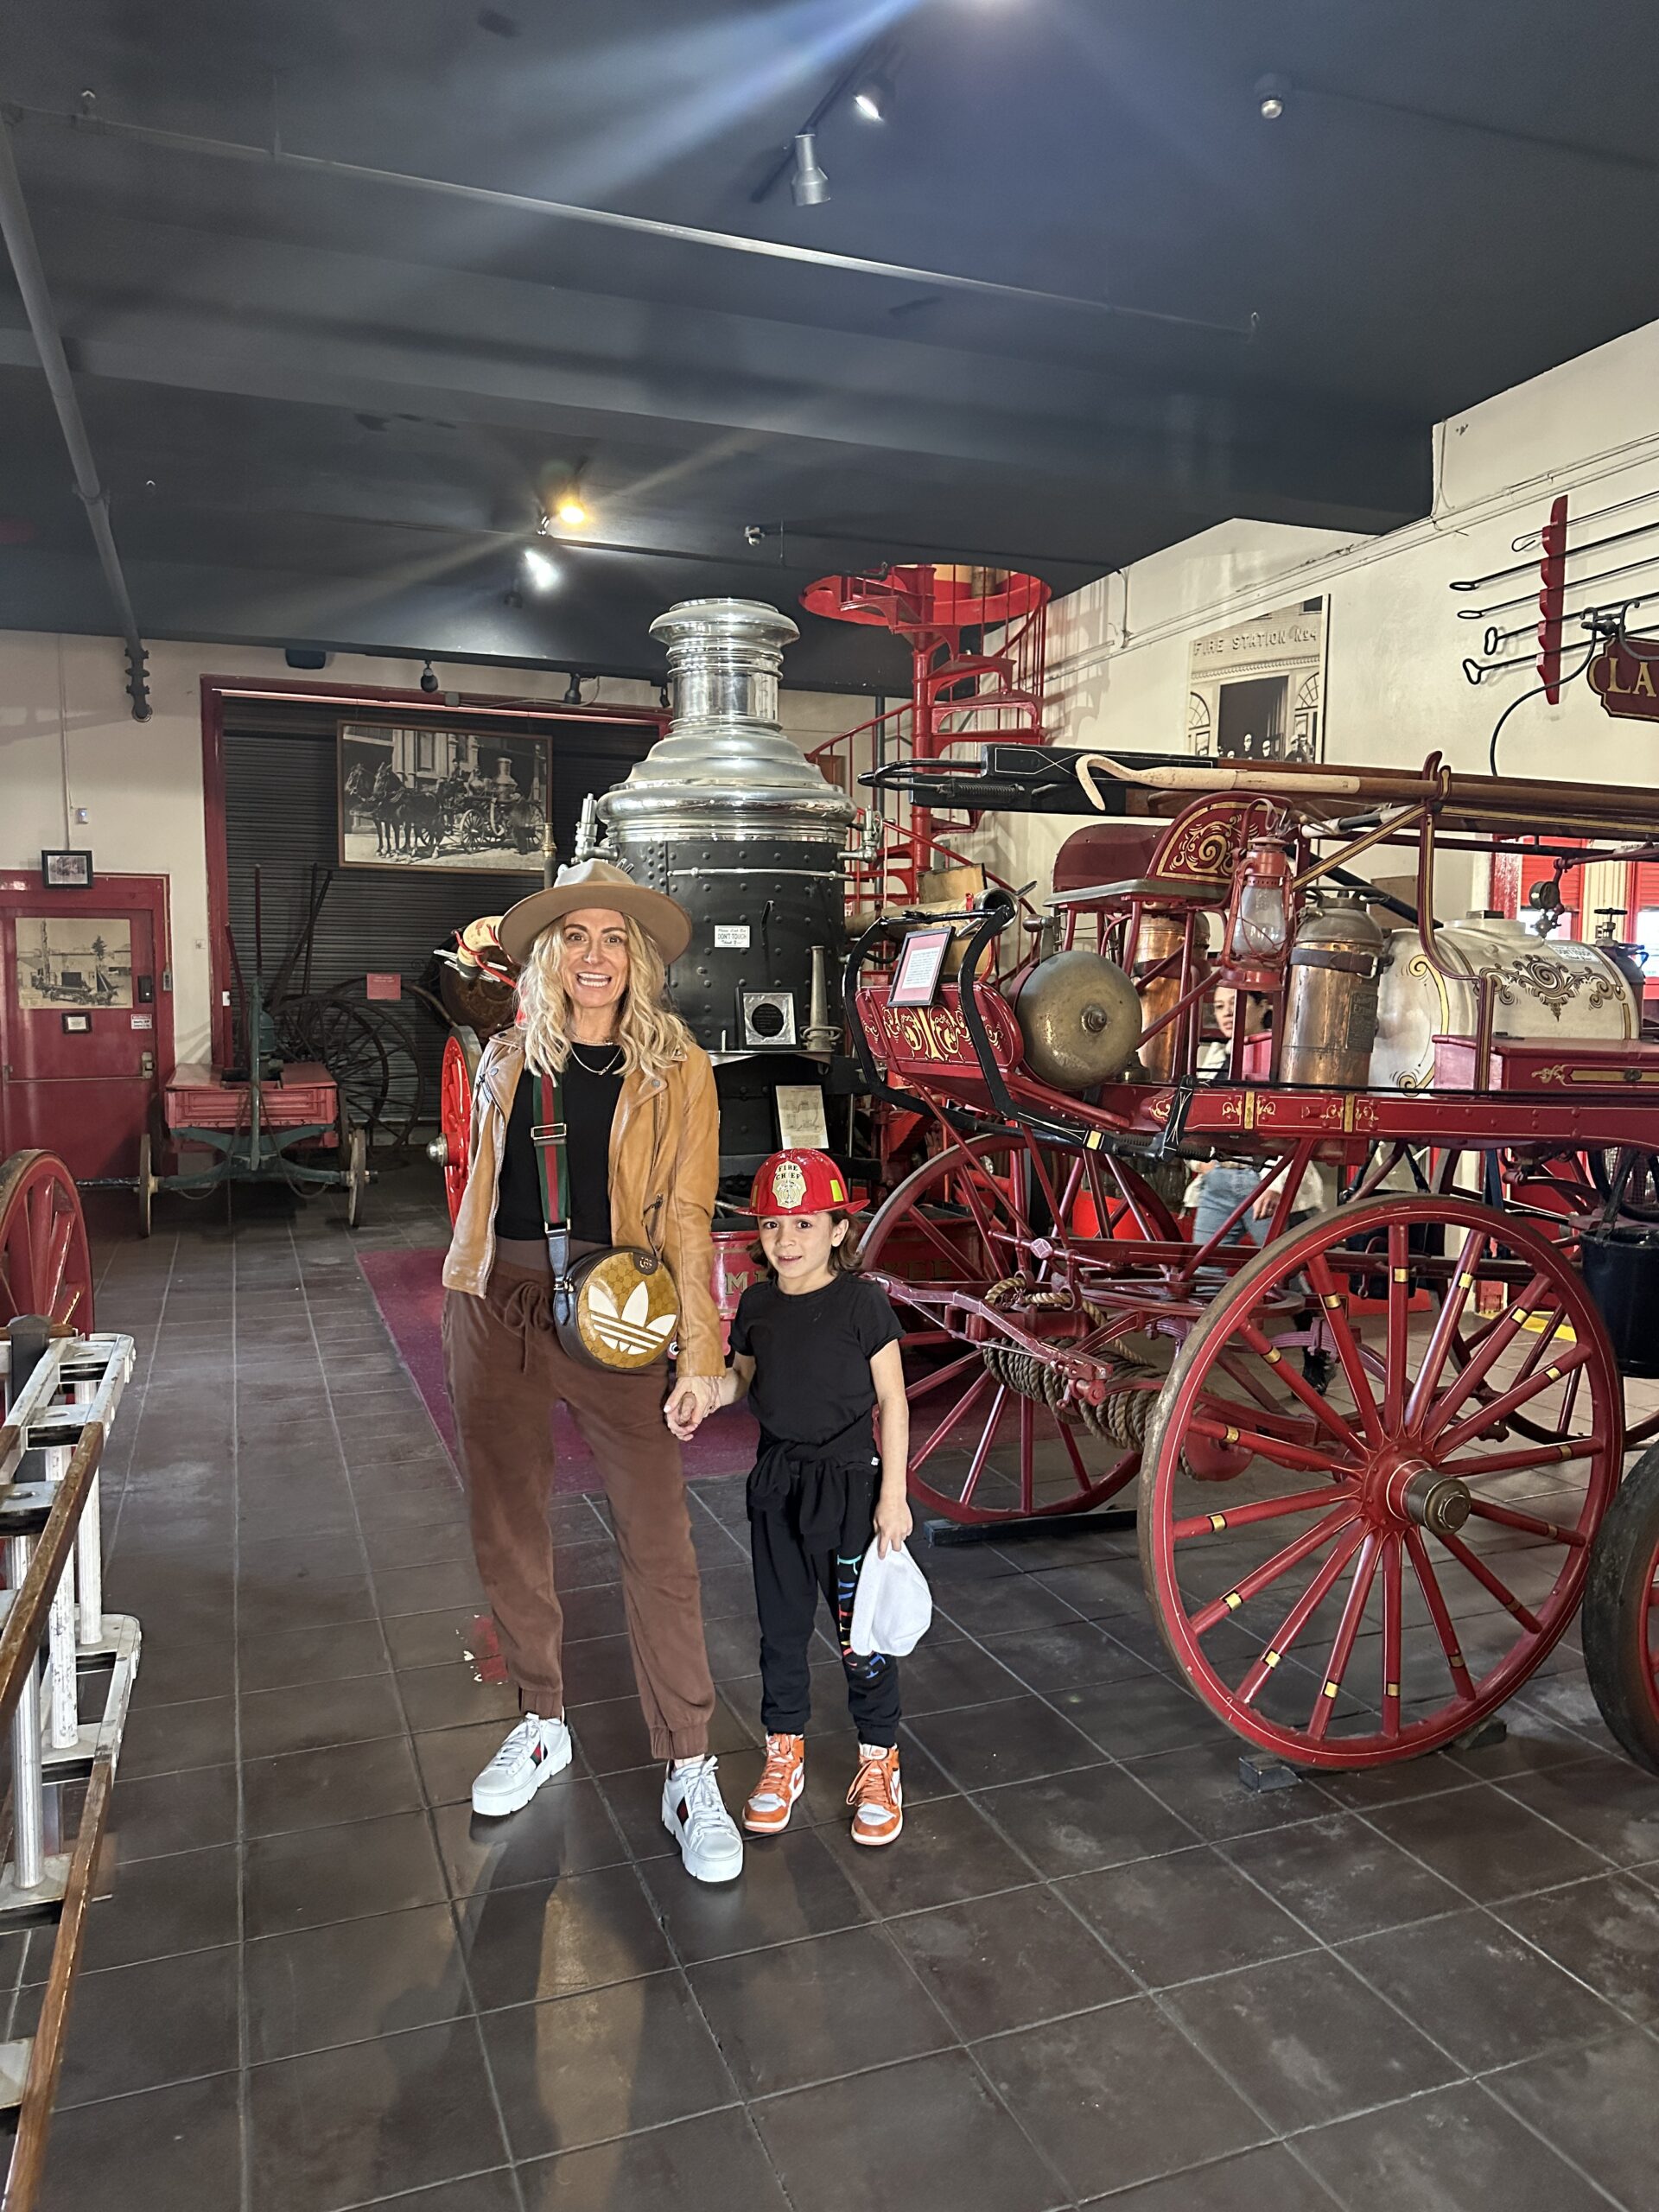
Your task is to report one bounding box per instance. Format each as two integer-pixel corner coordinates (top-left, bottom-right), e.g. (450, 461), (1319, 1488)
(493, 1053), (622, 1247)
(730, 1272), (904, 1455)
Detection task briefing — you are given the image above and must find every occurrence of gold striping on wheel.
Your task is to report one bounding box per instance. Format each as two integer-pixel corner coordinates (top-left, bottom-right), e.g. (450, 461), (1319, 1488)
(1323, 1681), (1340, 1699)
(1262, 1649), (1281, 1669)
(1224, 1591), (1243, 1611)
(1209, 1513), (1226, 1532)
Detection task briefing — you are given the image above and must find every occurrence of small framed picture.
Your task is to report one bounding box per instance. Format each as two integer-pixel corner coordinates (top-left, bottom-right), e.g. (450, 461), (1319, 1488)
(41, 849), (94, 890)
(891, 925), (952, 1009)
(774, 1084), (830, 1151)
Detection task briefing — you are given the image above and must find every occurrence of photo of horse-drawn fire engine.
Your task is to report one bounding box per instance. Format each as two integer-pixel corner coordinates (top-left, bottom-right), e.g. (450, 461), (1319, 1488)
(338, 721), (548, 873)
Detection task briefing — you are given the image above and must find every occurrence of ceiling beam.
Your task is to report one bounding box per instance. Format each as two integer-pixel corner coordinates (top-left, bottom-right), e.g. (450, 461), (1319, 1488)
(0, 213), (1427, 530)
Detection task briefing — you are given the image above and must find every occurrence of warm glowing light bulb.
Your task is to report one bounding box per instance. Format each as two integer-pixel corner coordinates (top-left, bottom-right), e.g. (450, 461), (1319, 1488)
(553, 493), (589, 529)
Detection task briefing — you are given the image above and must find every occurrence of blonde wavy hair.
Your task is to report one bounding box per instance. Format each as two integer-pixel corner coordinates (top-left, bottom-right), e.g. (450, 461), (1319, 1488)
(518, 914), (695, 1082)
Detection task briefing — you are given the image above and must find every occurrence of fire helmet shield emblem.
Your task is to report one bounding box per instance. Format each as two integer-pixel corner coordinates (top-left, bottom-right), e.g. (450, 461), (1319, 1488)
(771, 1156), (808, 1211)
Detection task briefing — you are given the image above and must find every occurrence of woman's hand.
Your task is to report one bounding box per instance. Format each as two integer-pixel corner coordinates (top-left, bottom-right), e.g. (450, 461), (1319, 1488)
(664, 1373), (721, 1440)
(873, 1491), (913, 1558)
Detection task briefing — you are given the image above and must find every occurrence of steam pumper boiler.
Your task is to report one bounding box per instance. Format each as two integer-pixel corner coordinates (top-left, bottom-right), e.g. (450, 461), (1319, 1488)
(588, 598), (858, 1205)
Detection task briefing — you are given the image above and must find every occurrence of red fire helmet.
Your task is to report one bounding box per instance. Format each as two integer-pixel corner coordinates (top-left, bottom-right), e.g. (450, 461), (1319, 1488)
(745, 1149), (865, 1218)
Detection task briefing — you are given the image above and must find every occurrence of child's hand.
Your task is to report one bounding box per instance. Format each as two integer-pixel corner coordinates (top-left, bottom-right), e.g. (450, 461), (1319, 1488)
(664, 1376), (717, 1440)
(874, 1493), (913, 1558)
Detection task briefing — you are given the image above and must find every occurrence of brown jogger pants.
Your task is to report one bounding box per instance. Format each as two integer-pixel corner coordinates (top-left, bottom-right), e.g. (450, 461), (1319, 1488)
(441, 1244), (717, 1762)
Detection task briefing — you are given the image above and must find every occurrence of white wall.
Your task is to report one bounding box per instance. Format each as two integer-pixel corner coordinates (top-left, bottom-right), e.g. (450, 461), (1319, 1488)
(0, 632), (868, 1066)
(966, 315), (1659, 910)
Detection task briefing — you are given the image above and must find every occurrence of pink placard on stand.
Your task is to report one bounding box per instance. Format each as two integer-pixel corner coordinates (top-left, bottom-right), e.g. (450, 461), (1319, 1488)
(365, 972), (403, 1001)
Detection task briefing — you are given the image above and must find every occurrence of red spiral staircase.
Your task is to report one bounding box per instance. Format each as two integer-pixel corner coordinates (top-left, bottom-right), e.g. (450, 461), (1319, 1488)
(802, 563), (1053, 913)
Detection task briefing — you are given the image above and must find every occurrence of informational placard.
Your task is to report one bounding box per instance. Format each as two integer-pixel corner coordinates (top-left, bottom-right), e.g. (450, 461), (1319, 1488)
(774, 1084), (830, 1150)
(890, 925), (951, 1009)
(365, 972), (403, 1000)
(715, 924), (751, 950)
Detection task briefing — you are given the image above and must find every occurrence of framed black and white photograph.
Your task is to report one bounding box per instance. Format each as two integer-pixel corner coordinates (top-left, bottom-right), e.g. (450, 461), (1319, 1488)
(337, 721), (549, 873)
(16, 916), (133, 1010)
(41, 849), (94, 889)
(1187, 597), (1329, 763)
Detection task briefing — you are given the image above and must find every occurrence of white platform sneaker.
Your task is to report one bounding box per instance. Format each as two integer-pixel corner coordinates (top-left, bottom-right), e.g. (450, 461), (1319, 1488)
(661, 1755), (744, 1883)
(471, 1714), (573, 1817)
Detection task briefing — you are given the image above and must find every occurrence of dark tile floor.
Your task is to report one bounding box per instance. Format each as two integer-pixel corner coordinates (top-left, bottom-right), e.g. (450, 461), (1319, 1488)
(23, 1162), (1659, 2209)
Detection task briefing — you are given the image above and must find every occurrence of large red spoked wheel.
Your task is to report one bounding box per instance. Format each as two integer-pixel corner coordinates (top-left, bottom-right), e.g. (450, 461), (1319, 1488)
(0, 1151), (93, 1337)
(1583, 1444), (1659, 1773)
(861, 1129), (1179, 1523)
(1139, 1193), (1622, 1769)
(432, 1027), (481, 1224)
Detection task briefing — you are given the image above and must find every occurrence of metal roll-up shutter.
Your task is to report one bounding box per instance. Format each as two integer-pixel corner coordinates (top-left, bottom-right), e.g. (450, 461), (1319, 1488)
(223, 703), (658, 1113)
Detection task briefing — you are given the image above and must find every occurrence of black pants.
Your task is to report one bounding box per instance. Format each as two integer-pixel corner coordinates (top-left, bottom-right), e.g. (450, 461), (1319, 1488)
(749, 1509), (902, 1748)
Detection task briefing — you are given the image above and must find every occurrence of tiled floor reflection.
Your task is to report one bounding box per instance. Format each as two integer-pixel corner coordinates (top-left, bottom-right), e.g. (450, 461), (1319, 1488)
(22, 1162), (1659, 2209)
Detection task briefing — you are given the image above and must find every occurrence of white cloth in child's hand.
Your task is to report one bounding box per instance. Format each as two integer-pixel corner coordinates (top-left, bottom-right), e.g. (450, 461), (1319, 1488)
(850, 1541), (932, 1657)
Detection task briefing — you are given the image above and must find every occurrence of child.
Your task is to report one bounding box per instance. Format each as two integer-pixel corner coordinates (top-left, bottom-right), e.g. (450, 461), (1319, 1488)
(668, 1148), (914, 1846)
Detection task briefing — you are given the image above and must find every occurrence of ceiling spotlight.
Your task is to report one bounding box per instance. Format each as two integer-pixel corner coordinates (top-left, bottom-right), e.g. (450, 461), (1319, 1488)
(853, 78), (889, 124)
(791, 131), (830, 207)
(419, 659), (439, 694)
(563, 672), (583, 706)
(1255, 73), (1290, 122)
(522, 548), (559, 592)
(548, 483), (590, 529)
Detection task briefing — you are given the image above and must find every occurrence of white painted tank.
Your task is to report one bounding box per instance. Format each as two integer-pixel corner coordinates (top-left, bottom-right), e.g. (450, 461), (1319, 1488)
(1370, 912), (1639, 1090)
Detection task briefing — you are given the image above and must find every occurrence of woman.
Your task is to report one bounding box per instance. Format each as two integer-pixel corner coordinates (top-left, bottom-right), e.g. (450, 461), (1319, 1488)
(442, 857), (742, 1884)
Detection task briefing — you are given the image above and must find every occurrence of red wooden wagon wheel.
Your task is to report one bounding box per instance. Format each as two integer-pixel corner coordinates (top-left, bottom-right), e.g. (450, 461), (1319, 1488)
(1139, 1192), (1622, 1768)
(0, 1151), (93, 1338)
(431, 1027), (481, 1226)
(1583, 1443), (1659, 1774)
(861, 1128), (1179, 1523)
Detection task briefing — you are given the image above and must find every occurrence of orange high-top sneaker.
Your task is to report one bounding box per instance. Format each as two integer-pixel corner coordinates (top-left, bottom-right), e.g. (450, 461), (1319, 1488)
(848, 1744), (903, 1847)
(743, 1734), (805, 1834)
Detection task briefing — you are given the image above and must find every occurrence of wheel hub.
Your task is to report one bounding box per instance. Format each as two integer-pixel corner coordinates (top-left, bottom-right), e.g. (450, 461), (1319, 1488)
(1372, 1452), (1471, 1537)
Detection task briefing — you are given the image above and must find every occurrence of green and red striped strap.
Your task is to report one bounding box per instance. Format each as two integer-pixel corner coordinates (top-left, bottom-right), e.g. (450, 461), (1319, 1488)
(531, 1071), (569, 1232)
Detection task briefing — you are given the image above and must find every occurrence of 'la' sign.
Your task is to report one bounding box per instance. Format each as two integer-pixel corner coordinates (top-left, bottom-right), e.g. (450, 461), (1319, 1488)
(1590, 636), (1659, 721)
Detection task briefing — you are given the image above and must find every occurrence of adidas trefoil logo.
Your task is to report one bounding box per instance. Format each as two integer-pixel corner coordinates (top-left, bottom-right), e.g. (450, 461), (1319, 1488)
(589, 1277), (676, 1357)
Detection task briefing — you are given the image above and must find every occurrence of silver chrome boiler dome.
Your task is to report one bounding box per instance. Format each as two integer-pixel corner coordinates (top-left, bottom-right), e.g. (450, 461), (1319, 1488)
(599, 599), (854, 842)
(594, 597), (853, 1089)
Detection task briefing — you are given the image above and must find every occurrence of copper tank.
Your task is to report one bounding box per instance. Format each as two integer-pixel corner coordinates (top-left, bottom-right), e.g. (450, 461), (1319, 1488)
(1282, 891), (1386, 1088)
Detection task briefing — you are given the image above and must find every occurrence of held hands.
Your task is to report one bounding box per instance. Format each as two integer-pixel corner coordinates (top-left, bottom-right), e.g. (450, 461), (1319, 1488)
(873, 1491), (913, 1558)
(664, 1373), (722, 1440)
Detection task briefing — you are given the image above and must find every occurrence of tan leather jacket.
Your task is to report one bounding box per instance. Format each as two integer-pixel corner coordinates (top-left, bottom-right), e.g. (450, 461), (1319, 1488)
(442, 1028), (723, 1379)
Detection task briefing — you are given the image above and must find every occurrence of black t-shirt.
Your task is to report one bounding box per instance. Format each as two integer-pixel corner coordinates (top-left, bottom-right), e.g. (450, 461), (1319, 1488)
(730, 1271), (904, 1452)
(493, 1056), (621, 1247)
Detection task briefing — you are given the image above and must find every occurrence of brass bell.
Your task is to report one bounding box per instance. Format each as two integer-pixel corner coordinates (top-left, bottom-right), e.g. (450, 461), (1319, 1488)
(1012, 950), (1142, 1092)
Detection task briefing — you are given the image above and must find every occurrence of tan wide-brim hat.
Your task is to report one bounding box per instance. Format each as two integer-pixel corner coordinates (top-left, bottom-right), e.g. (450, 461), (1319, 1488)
(497, 859), (692, 969)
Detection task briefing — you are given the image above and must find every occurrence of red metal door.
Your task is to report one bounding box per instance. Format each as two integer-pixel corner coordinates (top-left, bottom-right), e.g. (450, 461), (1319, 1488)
(0, 874), (174, 1181)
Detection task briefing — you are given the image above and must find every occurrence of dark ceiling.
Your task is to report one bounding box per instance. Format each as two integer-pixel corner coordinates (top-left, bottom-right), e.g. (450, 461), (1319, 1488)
(2, 0), (1658, 694)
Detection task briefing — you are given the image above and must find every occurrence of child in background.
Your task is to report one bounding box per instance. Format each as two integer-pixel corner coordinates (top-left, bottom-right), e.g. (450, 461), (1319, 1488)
(668, 1149), (913, 1846)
